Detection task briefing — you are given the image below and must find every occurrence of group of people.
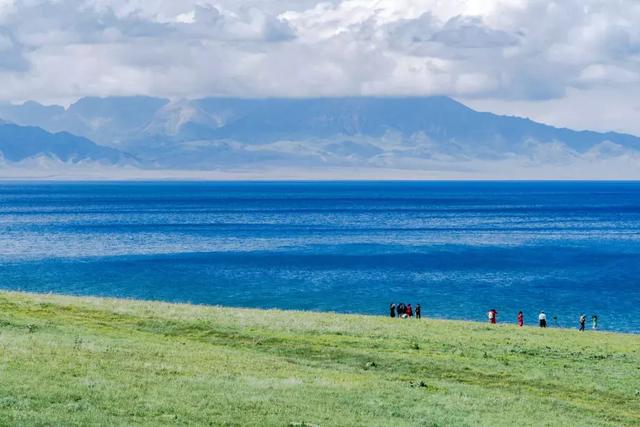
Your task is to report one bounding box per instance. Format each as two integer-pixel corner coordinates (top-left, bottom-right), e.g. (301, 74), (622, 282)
(579, 313), (599, 331)
(488, 309), (532, 326)
(488, 309), (599, 330)
(390, 303), (421, 319)
(388, 304), (600, 330)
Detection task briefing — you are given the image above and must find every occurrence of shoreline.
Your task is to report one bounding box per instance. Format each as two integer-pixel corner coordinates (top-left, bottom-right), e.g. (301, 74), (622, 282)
(2, 289), (636, 336)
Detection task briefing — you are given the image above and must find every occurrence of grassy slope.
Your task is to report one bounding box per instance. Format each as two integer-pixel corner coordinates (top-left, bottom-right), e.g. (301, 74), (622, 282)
(0, 291), (638, 426)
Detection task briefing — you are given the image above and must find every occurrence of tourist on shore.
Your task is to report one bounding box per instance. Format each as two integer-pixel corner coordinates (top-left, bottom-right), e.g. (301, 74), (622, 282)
(415, 304), (421, 319)
(488, 309), (497, 324)
(538, 311), (547, 328)
(579, 314), (586, 331)
(517, 311), (524, 327)
(407, 304), (413, 318)
(397, 303), (408, 319)
(390, 303), (396, 318)
(592, 315), (598, 330)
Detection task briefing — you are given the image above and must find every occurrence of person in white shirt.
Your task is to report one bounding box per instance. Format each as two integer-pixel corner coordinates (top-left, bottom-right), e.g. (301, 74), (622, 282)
(538, 311), (547, 328)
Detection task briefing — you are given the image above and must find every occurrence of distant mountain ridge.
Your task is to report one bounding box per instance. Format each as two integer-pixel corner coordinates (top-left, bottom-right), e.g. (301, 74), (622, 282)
(1, 96), (639, 173)
(0, 123), (135, 165)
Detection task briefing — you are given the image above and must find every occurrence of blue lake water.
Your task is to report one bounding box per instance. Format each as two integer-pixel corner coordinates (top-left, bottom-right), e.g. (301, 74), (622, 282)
(1, 181), (639, 333)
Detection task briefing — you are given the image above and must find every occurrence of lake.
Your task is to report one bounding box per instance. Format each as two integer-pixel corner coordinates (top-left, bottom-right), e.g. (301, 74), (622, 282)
(1, 181), (639, 332)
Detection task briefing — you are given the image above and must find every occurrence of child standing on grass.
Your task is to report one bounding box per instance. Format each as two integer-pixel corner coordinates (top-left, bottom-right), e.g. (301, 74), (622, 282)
(415, 304), (421, 319)
(517, 311), (524, 327)
(592, 315), (598, 330)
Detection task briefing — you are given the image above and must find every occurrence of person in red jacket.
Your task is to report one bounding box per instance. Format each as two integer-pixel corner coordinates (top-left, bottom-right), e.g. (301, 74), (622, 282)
(517, 311), (524, 327)
(406, 304), (413, 318)
(488, 309), (497, 324)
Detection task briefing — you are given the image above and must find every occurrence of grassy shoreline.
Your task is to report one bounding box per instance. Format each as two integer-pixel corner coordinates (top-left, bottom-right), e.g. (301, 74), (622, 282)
(0, 290), (638, 426)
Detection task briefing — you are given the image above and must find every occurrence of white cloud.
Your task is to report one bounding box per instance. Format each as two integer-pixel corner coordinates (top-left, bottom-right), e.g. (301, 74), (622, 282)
(0, 0), (639, 133)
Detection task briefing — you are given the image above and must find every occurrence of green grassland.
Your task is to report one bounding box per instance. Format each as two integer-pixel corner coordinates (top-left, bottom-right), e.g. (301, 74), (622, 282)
(0, 291), (638, 426)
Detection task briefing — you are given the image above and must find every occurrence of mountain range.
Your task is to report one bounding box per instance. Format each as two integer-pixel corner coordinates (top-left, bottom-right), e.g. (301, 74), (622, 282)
(1, 96), (639, 177)
(0, 123), (134, 165)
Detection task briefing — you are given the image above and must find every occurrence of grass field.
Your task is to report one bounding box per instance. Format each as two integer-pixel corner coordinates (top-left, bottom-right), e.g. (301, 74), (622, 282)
(0, 291), (638, 426)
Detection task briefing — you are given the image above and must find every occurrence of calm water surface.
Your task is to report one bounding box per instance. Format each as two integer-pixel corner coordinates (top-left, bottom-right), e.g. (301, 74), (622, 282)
(1, 181), (639, 332)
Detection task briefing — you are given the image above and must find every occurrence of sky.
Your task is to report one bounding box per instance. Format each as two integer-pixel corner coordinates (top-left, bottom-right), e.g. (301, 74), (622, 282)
(1, 0), (639, 134)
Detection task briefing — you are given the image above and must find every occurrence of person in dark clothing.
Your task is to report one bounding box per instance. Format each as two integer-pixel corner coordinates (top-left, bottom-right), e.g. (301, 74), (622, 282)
(397, 303), (406, 317)
(415, 304), (421, 319)
(579, 314), (586, 331)
(390, 303), (396, 318)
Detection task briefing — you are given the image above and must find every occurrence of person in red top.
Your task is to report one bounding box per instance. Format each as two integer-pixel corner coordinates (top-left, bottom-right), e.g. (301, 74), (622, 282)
(517, 311), (524, 327)
(406, 304), (413, 318)
(488, 309), (497, 324)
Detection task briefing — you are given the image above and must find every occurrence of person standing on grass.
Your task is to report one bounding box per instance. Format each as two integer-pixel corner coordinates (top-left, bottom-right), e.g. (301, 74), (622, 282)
(407, 304), (413, 318)
(517, 311), (524, 327)
(579, 314), (586, 331)
(415, 304), (421, 319)
(592, 315), (598, 330)
(390, 303), (396, 318)
(488, 309), (497, 324)
(538, 311), (547, 328)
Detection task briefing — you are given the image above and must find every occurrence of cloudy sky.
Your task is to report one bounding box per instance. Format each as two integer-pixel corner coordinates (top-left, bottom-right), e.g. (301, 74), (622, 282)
(1, 0), (639, 134)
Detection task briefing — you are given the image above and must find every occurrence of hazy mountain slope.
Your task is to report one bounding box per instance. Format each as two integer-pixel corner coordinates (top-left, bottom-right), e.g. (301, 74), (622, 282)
(0, 97), (170, 146)
(188, 97), (640, 153)
(0, 123), (135, 164)
(3, 96), (639, 149)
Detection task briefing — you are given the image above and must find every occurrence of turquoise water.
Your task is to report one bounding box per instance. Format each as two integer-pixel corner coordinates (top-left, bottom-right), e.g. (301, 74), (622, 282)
(1, 181), (639, 332)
